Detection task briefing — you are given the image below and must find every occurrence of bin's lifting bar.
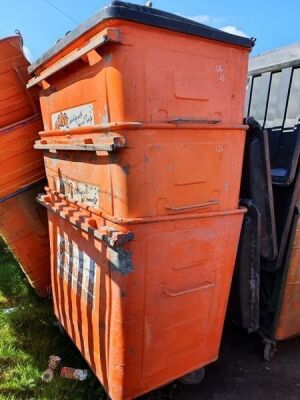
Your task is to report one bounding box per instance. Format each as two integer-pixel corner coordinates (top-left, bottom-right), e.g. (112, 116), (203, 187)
(27, 28), (122, 89)
(37, 194), (134, 247)
(34, 134), (126, 152)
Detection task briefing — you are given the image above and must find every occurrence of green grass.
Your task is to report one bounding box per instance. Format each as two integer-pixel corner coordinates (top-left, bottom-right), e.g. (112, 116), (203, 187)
(0, 237), (104, 400)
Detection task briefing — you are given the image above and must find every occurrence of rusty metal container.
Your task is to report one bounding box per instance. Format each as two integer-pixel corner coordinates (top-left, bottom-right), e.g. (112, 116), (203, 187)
(39, 191), (245, 400)
(35, 125), (246, 218)
(30, 1), (253, 396)
(28, 5), (252, 127)
(28, 1), (252, 220)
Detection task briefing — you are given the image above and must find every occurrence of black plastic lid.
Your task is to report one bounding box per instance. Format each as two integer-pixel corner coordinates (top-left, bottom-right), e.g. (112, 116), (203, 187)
(29, 1), (254, 73)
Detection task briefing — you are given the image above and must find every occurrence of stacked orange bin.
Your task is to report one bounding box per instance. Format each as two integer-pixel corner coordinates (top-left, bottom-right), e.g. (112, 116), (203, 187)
(28, 2), (254, 398)
(0, 35), (39, 127)
(0, 34), (50, 297)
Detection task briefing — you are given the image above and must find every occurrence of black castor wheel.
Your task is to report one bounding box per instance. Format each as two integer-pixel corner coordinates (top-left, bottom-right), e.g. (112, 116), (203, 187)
(179, 367), (205, 385)
(52, 319), (66, 336)
(264, 341), (276, 361)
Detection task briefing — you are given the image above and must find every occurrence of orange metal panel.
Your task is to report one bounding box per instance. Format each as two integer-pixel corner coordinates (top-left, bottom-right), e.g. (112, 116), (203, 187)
(37, 124), (246, 218)
(39, 193), (245, 400)
(275, 210), (300, 340)
(0, 116), (45, 198)
(0, 35), (39, 127)
(0, 35), (49, 296)
(30, 21), (249, 130)
(0, 183), (51, 297)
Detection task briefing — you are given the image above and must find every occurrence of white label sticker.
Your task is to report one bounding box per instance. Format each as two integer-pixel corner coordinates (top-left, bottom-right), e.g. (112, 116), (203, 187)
(52, 103), (94, 130)
(56, 176), (100, 208)
(57, 234), (97, 309)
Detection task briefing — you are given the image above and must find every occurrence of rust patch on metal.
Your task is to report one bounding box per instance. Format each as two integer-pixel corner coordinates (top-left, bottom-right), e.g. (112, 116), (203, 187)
(122, 164), (131, 175)
(107, 247), (133, 275)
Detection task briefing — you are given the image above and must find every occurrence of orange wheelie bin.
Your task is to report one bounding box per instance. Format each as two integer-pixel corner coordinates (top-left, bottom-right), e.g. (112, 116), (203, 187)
(0, 34), (51, 297)
(29, 1), (253, 398)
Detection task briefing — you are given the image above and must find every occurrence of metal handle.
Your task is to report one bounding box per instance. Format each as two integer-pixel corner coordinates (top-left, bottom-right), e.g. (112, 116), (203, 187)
(168, 118), (221, 125)
(166, 200), (219, 212)
(164, 281), (214, 297)
(27, 28), (121, 88)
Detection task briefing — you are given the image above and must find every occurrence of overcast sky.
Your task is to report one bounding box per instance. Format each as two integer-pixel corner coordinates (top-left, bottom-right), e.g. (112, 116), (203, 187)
(0, 0), (299, 62)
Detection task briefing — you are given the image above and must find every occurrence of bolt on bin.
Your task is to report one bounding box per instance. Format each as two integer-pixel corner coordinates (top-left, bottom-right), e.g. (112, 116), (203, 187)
(28, 1), (253, 398)
(0, 35), (51, 297)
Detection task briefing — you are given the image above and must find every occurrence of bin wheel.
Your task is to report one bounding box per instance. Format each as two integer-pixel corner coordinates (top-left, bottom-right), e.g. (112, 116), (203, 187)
(53, 319), (66, 336)
(264, 342), (276, 361)
(179, 367), (205, 385)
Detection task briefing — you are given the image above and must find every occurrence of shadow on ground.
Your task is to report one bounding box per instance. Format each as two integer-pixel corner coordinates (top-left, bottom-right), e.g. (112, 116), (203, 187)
(144, 322), (300, 400)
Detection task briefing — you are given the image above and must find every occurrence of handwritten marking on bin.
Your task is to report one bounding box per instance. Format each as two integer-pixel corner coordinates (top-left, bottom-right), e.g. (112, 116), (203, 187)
(52, 103), (94, 130)
(56, 176), (100, 208)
